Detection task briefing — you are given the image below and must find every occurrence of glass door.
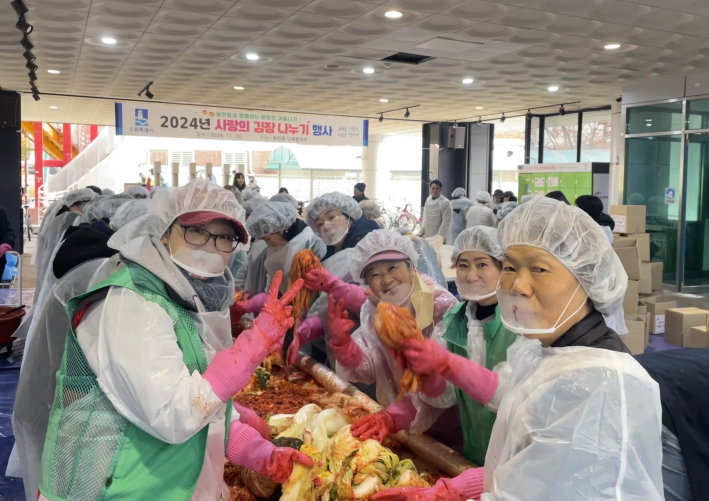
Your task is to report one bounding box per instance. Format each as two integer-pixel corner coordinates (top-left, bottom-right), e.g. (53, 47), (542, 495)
(683, 133), (709, 287)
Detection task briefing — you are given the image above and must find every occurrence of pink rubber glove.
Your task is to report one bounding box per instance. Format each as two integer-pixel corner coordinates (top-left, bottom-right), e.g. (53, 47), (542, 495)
(231, 292), (267, 319)
(233, 402), (270, 440)
(372, 468), (485, 501)
(0, 243), (10, 258)
(304, 268), (367, 312)
(286, 316), (324, 367)
(402, 339), (498, 405)
(351, 396), (417, 442)
(328, 296), (363, 369)
(226, 419), (313, 484)
(204, 271), (304, 402)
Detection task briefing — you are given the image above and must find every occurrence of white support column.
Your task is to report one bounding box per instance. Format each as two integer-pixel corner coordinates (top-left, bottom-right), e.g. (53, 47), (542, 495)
(189, 162), (197, 181)
(609, 101), (623, 205)
(153, 161), (161, 186)
(171, 162), (179, 187)
(223, 164), (231, 186)
(362, 134), (383, 200)
(205, 162), (213, 183)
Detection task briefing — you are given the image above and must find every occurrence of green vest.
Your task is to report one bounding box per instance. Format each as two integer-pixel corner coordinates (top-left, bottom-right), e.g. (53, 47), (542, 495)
(40, 262), (232, 501)
(442, 302), (518, 466)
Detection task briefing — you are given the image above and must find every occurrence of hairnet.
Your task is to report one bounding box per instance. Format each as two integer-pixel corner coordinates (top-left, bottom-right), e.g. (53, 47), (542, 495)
(244, 196), (267, 217)
(451, 187), (467, 198)
(269, 192), (298, 209)
(246, 201), (298, 239)
(64, 188), (98, 207)
(149, 186), (163, 199)
(79, 195), (133, 224)
(359, 200), (382, 219)
(521, 194), (533, 204)
(476, 191), (491, 203)
(110, 199), (149, 230)
(102, 189), (115, 196)
(497, 196), (627, 318)
(306, 192), (362, 229)
(243, 188), (261, 201)
(350, 229), (419, 284)
(452, 226), (503, 263)
(127, 186), (149, 198)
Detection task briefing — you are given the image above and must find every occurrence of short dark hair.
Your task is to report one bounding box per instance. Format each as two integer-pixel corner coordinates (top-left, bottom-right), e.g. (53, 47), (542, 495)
(279, 187), (289, 194)
(546, 190), (570, 205)
(86, 185), (102, 195)
(575, 195), (603, 220)
(430, 179), (442, 188)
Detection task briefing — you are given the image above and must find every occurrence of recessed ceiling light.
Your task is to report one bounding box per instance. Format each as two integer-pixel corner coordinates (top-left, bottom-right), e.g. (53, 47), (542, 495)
(604, 43), (621, 50)
(363, 67), (374, 74)
(462, 78), (474, 84)
(475, 106), (483, 110)
(646, 123), (652, 126)
(47, 69), (60, 74)
(101, 37), (117, 45)
(246, 53), (259, 61)
(49, 106), (57, 109)
(380, 98), (388, 103)
(548, 85), (559, 92)
(326, 64), (340, 69)
(385, 10), (403, 18)
(646, 119), (652, 121)
(234, 86), (244, 90)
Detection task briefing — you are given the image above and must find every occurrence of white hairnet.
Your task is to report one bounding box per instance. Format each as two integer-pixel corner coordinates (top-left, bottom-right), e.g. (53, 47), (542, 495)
(306, 192), (362, 228)
(269, 192), (298, 209)
(63, 188), (98, 207)
(451, 187), (467, 198)
(149, 186), (163, 199)
(476, 191), (491, 204)
(102, 189), (115, 196)
(110, 199), (149, 230)
(521, 194), (533, 204)
(498, 196), (627, 320)
(350, 229), (419, 284)
(452, 226), (503, 263)
(127, 186), (149, 198)
(359, 200), (382, 219)
(79, 195), (133, 224)
(246, 202), (298, 239)
(244, 196), (268, 217)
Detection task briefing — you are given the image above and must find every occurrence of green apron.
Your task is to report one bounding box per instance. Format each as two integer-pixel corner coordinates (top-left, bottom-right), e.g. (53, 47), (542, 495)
(40, 262), (232, 501)
(442, 302), (518, 466)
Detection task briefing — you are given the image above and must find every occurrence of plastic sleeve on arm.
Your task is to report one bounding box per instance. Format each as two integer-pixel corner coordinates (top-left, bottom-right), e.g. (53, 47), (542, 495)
(443, 353), (498, 405)
(328, 281), (367, 312)
(77, 288), (226, 445)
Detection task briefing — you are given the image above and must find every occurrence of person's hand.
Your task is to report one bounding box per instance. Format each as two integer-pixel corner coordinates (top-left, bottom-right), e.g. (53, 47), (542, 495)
(263, 448), (313, 484)
(303, 268), (337, 293)
(231, 292), (267, 320)
(253, 271), (303, 347)
(234, 403), (271, 441)
(401, 338), (451, 377)
(351, 411), (398, 442)
(0, 243), (11, 258)
(328, 296), (355, 346)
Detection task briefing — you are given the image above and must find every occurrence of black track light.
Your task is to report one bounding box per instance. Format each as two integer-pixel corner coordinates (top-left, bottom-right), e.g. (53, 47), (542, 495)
(477, 116), (482, 126)
(25, 61), (37, 72)
(32, 91), (40, 101)
(23, 49), (35, 62)
(16, 16), (33, 35)
(559, 104), (566, 116)
(404, 108), (410, 119)
(11, 0), (28, 16)
(20, 34), (33, 51)
(526, 109), (532, 120)
(500, 113), (506, 123)
(30, 81), (39, 93)
(28, 69), (37, 83)
(138, 81), (155, 99)
(378, 113), (383, 123)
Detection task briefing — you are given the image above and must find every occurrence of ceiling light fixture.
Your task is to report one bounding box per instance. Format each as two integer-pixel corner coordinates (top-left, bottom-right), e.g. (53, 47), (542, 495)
(234, 86), (244, 90)
(475, 106), (483, 110)
(11, 0), (28, 16)
(28, 69), (37, 83)
(246, 53), (259, 61)
(101, 37), (117, 45)
(30, 81), (39, 93)
(462, 78), (473, 84)
(548, 85), (559, 92)
(477, 117), (483, 125)
(326, 64), (340, 69)
(16, 17), (33, 35)
(559, 104), (566, 116)
(452, 120), (458, 129)
(380, 98), (388, 103)
(526, 109), (532, 120)
(26, 61), (37, 71)
(404, 108), (410, 119)
(138, 81), (154, 99)
(32, 92), (40, 101)
(47, 69), (60, 74)
(363, 67), (374, 74)
(49, 106), (57, 109)
(378, 113), (384, 123)
(500, 113), (506, 123)
(385, 10), (403, 18)
(20, 34), (33, 51)
(23, 49), (35, 62)
(604, 43), (621, 50)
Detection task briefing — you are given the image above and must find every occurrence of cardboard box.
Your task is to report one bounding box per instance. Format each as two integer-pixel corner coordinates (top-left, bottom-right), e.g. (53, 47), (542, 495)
(613, 239), (642, 280)
(638, 262), (653, 294)
(646, 262), (663, 291)
(610, 205), (647, 218)
(688, 325), (709, 348)
(618, 233), (650, 261)
(623, 280), (639, 314)
(664, 308), (709, 347)
(637, 303), (648, 316)
(623, 315), (647, 355)
(640, 295), (677, 334)
(610, 206), (646, 234)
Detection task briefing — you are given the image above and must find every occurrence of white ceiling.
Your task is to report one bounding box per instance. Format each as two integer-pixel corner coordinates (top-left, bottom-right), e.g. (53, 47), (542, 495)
(2, 0), (709, 135)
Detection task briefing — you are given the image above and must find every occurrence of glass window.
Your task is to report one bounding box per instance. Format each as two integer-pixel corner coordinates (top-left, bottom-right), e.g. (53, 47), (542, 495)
(492, 116), (525, 193)
(529, 117), (540, 163)
(686, 98), (709, 130)
(683, 133), (709, 286)
(543, 114), (578, 163)
(580, 110), (612, 162)
(626, 102), (683, 134)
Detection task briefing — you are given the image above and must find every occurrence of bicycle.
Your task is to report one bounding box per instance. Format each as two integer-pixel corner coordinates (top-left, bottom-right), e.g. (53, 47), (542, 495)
(379, 203), (419, 232)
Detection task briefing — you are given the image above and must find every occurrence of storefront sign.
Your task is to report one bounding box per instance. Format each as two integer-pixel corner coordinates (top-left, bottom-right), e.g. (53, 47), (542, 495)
(518, 162), (593, 173)
(115, 102), (368, 147)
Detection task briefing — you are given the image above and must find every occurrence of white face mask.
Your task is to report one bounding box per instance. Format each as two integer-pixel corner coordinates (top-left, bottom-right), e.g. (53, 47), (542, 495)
(169, 241), (227, 278)
(370, 267), (415, 306)
(456, 275), (498, 302)
(497, 283), (586, 335)
(320, 223), (348, 246)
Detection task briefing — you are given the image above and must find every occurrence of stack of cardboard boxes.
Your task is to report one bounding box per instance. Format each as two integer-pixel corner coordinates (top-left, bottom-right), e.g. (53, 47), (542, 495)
(611, 205), (667, 354)
(665, 308), (709, 347)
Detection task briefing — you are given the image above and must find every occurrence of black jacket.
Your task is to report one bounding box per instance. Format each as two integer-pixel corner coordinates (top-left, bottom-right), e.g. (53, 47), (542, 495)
(52, 222), (117, 279)
(0, 206), (16, 275)
(552, 310), (630, 353)
(353, 194), (368, 202)
(324, 216), (379, 260)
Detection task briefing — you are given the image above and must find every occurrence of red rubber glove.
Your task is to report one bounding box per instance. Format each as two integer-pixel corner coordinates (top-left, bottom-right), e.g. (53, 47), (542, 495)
(226, 419), (313, 484)
(351, 397), (417, 442)
(400, 338), (452, 377)
(233, 402), (270, 441)
(372, 467), (485, 501)
(286, 316), (324, 367)
(203, 271), (303, 402)
(230, 292), (267, 319)
(328, 296), (363, 369)
(304, 268), (367, 312)
(0, 243), (11, 258)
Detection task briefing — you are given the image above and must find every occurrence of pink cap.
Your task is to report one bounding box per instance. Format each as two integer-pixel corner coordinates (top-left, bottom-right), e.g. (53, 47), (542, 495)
(361, 251), (410, 277)
(177, 211), (249, 245)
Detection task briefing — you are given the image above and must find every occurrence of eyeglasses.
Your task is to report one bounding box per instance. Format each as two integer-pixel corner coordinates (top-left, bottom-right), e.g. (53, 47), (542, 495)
(177, 224), (239, 253)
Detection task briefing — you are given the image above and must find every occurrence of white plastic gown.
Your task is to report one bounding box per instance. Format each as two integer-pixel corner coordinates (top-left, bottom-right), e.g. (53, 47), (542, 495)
(450, 198), (474, 243)
(465, 203), (497, 229)
(409, 237), (446, 288)
(336, 274), (459, 432)
(482, 338), (665, 501)
(234, 239), (268, 295)
(420, 196), (453, 243)
(33, 211), (81, 300)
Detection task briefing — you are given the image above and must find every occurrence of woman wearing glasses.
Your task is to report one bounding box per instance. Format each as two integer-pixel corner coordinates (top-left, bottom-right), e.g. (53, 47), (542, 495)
(38, 180), (311, 501)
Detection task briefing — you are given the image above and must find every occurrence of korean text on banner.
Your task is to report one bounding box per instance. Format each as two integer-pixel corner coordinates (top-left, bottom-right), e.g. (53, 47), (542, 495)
(115, 102), (369, 147)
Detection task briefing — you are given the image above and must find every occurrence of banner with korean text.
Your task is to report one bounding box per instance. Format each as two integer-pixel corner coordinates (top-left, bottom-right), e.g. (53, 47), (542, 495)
(115, 102), (368, 147)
